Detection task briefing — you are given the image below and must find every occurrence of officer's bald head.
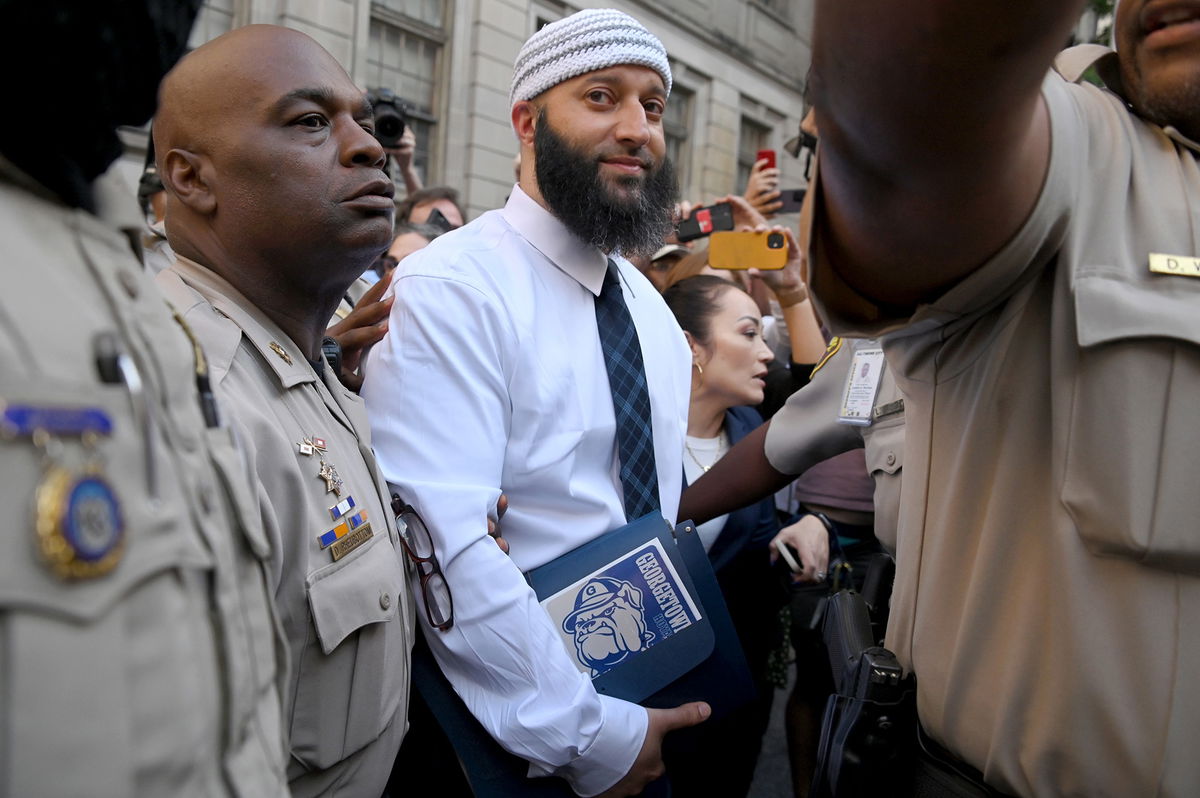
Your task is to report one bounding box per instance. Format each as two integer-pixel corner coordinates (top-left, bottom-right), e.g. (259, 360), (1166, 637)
(154, 24), (392, 313)
(155, 25), (348, 161)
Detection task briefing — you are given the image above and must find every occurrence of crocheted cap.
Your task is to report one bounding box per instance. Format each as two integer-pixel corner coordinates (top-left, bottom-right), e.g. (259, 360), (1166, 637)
(510, 8), (671, 106)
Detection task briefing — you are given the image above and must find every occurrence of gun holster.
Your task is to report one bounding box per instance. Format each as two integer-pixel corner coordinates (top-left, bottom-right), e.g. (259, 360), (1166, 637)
(809, 588), (916, 798)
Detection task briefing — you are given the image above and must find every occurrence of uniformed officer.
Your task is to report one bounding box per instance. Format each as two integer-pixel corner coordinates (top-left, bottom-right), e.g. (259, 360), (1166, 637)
(0, 3), (288, 796)
(808, 0), (1200, 794)
(679, 331), (905, 798)
(150, 25), (418, 798)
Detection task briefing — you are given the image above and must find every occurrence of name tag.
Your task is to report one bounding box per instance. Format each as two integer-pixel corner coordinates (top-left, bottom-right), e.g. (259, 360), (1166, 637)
(837, 346), (885, 426)
(1149, 253), (1200, 278)
(331, 522), (374, 561)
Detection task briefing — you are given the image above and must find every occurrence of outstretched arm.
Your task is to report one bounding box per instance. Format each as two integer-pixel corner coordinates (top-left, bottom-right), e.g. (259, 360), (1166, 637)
(810, 0), (1086, 310)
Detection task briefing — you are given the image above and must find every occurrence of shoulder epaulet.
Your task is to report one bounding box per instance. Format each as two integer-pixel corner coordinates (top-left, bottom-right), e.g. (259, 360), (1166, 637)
(809, 337), (843, 379)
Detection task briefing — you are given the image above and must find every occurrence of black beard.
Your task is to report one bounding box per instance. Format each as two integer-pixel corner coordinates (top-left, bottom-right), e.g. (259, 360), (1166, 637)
(534, 110), (677, 258)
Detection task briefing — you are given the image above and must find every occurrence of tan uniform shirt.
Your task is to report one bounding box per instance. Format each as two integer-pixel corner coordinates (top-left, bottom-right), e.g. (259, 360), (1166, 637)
(765, 339), (905, 550)
(158, 257), (413, 798)
(809, 49), (1200, 796)
(0, 162), (287, 797)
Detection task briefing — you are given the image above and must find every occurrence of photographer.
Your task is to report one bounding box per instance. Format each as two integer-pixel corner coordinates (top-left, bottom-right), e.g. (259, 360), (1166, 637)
(367, 87), (423, 196)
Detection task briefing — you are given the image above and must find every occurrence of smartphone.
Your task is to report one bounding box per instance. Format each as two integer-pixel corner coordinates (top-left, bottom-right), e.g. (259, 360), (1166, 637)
(756, 149), (777, 170)
(676, 201), (734, 242)
(776, 188), (806, 214)
(773, 538), (802, 574)
(426, 207), (455, 233)
(708, 230), (788, 270)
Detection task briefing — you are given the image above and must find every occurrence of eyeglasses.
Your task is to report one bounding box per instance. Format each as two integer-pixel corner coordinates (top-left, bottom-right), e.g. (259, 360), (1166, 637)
(391, 494), (454, 631)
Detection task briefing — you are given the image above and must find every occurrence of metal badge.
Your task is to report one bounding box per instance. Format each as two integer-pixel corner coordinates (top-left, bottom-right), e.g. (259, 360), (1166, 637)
(5, 405), (123, 581)
(1149, 252), (1200, 278)
(269, 341), (294, 365)
(330, 522), (374, 561)
(318, 460), (344, 496)
(36, 464), (125, 580)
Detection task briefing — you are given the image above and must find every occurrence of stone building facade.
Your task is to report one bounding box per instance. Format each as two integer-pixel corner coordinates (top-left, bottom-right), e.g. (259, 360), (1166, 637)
(119, 0), (813, 220)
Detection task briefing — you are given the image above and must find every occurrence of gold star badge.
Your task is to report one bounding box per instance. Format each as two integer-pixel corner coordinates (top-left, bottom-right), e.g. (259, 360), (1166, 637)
(318, 460), (344, 497)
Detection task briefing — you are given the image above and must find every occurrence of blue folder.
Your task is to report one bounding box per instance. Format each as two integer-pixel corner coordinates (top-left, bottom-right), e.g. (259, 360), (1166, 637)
(412, 515), (754, 797)
(527, 513), (754, 720)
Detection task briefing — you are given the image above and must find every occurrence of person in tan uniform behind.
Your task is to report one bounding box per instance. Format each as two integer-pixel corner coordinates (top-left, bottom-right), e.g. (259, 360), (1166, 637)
(0, 3), (288, 796)
(151, 25), (416, 797)
(807, 0), (1200, 794)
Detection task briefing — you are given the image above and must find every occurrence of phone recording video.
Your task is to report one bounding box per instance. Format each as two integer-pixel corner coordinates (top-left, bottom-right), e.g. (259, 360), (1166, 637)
(708, 230), (788, 271)
(676, 201), (734, 242)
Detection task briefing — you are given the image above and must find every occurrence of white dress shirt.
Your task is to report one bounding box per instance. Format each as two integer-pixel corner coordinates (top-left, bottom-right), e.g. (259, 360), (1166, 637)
(362, 185), (691, 796)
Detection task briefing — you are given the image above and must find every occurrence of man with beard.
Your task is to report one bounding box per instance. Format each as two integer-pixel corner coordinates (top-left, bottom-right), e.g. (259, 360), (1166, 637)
(0, 2), (287, 796)
(152, 26), (414, 797)
(805, 0), (1200, 794)
(362, 9), (706, 796)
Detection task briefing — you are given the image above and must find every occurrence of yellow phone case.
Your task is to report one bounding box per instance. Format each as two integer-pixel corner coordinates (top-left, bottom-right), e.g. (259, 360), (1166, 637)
(708, 231), (788, 270)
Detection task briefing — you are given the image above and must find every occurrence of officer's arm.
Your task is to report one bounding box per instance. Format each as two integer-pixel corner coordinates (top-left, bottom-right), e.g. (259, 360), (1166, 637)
(810, 0), (1087, 311)
(679, 422), (791, 525)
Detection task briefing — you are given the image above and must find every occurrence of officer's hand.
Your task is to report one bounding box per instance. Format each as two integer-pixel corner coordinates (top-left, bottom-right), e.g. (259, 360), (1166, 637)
(325, 271), (394, 392)
(772, 515), (829, 583)
(596, 703), (711, 797)
(488, 493), (509, 555)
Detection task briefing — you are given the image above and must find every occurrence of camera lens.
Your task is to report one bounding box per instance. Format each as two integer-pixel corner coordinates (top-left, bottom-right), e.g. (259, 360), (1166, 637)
(375, 112), (405, 147)
(366, 87), (408, 149)
(767, 232), (785, 249)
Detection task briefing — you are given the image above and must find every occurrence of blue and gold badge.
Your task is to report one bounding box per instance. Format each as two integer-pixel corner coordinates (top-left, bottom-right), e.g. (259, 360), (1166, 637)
(37, 465), (125, 580)
(4, 404), (125, 581)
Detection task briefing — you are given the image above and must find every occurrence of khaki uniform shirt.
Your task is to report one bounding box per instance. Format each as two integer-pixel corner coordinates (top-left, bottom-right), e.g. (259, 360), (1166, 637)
(0, 162), (287, 797)
(809, 48), (1200, 796)
(765, 339), (905, 550)
(158, 257), (413, 798)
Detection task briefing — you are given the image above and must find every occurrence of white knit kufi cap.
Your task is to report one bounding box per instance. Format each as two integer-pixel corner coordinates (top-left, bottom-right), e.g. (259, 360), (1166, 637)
(510, 8), (672, 106)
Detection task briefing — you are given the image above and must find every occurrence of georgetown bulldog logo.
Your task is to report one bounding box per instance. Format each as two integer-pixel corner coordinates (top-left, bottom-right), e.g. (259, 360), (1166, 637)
(562, 576), (656, 676)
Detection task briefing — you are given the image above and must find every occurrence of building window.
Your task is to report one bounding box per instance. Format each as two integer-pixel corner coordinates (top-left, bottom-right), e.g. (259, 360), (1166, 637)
(737, 117), (770, 196)
(367, 1), (447, 185)
(188, 0), (234, 48)
(663, 86), (693, 186)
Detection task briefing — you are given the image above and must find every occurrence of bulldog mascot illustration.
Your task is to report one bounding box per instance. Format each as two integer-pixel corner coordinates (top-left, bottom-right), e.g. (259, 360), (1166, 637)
(562, 576), (656, 676)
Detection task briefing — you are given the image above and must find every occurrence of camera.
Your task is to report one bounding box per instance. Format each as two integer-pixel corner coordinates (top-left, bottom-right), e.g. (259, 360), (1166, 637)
(766, 232), (786, 249)
(365, 87), (409, 148)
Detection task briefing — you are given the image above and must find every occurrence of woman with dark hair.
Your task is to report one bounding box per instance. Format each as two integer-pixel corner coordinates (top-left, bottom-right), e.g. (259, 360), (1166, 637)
(659, 271), (786, 797)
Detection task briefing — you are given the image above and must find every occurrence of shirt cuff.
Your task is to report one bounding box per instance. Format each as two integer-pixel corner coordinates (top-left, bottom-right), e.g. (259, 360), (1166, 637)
(547, 696), (647, 797)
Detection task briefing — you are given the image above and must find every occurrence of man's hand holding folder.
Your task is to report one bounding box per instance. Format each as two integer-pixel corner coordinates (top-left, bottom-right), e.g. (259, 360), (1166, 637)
(598, 702), (712, 798)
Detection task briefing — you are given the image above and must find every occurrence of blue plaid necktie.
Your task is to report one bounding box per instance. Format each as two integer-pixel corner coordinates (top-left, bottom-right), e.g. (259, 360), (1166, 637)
(595, 259), (660, 521)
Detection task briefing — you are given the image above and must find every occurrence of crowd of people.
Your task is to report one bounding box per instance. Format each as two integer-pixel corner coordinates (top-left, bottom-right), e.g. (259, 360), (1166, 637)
(3, 1), (1199, 797)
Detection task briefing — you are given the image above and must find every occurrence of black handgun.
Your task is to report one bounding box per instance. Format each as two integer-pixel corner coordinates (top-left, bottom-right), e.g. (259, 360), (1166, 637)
(810, 589), (915, 798)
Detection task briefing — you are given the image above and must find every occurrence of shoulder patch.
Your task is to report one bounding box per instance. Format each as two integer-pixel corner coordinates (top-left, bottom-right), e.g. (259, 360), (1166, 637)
(810, 337), (843, 379)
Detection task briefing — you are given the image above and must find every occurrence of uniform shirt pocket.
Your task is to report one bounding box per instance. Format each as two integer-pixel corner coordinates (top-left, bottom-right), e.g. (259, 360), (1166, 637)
(290, 529), (408, 771)
(1063, 272), (1200, 572)
(0, 377), (219, 796)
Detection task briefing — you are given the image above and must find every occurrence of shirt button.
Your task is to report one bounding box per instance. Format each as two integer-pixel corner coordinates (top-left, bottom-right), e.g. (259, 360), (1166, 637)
(885, 452), (896, 467)
(380, 592), (392, 610)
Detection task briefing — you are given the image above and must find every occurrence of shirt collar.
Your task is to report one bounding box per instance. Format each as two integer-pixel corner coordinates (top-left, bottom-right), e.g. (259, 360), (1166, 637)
(169, 255), (317, 390)
(500, 183), (609, 296)
(1055, 44), (1200, 154)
